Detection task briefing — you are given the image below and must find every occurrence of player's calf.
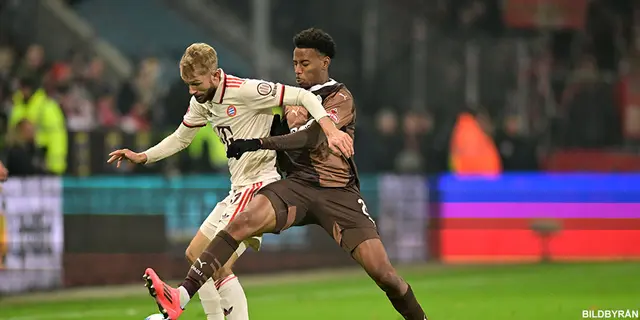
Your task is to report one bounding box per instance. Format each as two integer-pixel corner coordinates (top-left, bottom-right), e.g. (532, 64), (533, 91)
(353, 238), (428, 320)
(209, 257), (248, 319)
(178, 195), (278, 303)
(199, 278), (225, 320)
(186, 230), (249, 319)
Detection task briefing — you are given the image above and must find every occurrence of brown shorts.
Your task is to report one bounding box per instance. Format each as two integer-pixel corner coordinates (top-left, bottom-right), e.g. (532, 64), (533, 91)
(258, 178), (379, 253)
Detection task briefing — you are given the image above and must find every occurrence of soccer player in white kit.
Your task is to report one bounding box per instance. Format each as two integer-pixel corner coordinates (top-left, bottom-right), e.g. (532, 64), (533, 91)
(107, 43), (353, 320)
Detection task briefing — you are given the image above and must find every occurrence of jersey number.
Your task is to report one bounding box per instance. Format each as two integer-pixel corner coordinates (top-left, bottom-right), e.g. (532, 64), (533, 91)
(216, 126), (234, 147)
(358, 198), (375, 225)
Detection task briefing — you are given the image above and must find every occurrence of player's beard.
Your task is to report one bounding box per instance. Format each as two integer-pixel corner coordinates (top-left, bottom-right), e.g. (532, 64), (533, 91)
(194, 87), (216, 103)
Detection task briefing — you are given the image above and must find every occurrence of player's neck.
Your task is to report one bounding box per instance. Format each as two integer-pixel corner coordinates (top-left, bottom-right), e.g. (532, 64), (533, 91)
(317, 74), (330, 85)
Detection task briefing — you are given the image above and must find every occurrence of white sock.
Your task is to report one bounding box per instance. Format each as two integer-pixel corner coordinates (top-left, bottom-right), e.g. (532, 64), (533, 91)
(216, 274), (249, 320)
(177, 286), (191, 309)
(198, 278), (225, 320)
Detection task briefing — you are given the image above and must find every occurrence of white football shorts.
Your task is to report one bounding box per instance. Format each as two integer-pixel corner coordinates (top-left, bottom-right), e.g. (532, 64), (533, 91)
(199, 177), (279, 256)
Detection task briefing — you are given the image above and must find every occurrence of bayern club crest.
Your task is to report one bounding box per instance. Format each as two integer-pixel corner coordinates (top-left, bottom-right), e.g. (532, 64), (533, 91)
(227, 105), (237, 117)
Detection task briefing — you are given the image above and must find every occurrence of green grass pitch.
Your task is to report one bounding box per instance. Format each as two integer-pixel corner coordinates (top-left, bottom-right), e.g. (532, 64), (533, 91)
(1, 262), (638, 320)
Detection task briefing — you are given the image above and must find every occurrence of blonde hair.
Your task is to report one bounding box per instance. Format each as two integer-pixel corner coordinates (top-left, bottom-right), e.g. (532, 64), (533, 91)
(180, 43), (218, 79)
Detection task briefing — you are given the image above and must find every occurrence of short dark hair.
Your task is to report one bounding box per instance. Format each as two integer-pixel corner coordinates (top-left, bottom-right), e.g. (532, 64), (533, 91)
(293, 28), (336, 59)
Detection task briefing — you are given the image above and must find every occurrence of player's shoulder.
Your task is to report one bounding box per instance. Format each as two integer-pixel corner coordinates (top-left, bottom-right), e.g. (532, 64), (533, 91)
(326, 85), (353, 106)
(222, 74), (248, 93)
(236, 77), (279, 97)
(336, 86), (353, 101)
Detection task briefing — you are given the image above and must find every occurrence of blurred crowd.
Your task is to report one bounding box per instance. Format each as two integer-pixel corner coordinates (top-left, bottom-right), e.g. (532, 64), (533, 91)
(0, 0), (638, 176)
(0, 44), (169, 133)
(0, 40), (174, 175)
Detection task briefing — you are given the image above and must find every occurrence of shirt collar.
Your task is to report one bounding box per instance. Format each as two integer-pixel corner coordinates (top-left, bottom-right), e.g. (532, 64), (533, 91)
(212, 68), (227, 104)
(308, 78), (337, 93)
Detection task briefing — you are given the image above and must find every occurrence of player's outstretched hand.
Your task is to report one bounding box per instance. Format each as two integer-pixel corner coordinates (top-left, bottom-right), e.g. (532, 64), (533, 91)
(226, 139), (262, 160)
(326, 129), (354, 158)
(107, 148), (147, 167)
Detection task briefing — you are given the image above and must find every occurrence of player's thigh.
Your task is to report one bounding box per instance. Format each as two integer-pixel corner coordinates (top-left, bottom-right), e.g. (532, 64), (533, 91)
(219, 187), (264, 253)
(256, 178), (314, 234)
(187, 201), (228, 263)
(226, 193), (281, 238)
(316, 187), (380, 253)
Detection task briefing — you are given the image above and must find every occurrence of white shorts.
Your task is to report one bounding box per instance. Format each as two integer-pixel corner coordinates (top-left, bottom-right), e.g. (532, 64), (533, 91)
(199, 177), (279, 256)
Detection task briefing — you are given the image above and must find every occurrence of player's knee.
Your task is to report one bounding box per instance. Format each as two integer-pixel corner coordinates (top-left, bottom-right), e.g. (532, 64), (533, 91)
(185, 246), (198, 264)
(226, 214), (253, 239)
(226, 209), (262, 239)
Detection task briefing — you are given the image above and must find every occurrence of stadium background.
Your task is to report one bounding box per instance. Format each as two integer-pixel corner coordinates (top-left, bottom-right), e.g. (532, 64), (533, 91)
(0, 0), (639, 319)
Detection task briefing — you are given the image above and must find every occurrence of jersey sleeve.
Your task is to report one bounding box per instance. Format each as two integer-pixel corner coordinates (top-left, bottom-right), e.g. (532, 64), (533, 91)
(239, 80), (329, 121)
(143, 123), (199, 163)
(261, 122), (323, 151)
(182, 96), (208, 128)
(238, 79), (289, 110)
(323, 90), (355, 129)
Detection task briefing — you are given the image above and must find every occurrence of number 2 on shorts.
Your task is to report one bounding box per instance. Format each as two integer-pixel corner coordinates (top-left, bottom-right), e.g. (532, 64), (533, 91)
(358, 198), (376, 225)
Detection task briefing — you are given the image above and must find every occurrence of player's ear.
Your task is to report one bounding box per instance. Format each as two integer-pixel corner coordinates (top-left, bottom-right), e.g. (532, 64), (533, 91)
(322, 56), (331, 70)
(211, 69), (220, 85)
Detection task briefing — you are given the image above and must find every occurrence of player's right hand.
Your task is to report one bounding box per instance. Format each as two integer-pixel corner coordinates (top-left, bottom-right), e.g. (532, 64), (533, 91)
(107, 148), (147, 167)
(326, 129), (354, 158)
(317, 117), (354, 158)
(226, 139), (262, 160)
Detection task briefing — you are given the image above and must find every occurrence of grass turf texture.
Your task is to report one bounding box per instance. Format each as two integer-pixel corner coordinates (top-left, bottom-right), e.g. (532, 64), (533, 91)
(1, 262), (638, 320)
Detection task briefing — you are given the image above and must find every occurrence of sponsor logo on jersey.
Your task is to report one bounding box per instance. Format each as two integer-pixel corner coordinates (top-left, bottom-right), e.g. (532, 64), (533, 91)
(328, 108), (339, 123)
(227, 105), (237, 117)
(256, 82), (273, 96)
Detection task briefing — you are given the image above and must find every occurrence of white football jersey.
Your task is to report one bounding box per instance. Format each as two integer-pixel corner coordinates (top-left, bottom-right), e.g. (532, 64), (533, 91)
(182, 69), (303, 188)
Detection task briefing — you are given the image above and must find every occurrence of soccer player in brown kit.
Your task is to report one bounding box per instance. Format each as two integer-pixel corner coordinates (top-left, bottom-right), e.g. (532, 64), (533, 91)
(143, 28), (428, 320)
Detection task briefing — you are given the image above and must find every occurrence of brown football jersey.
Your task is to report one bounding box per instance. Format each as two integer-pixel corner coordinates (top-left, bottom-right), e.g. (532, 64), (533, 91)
(262, 82), (359, 188)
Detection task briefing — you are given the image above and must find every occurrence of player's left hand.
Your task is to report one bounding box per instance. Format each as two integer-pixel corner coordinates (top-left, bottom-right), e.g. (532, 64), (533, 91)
(226, 139), (262, 160)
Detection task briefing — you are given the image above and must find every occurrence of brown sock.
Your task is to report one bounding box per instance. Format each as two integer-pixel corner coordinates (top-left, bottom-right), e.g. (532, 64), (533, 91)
(386, 285), (427, 320)
(180, 230), (239, 297)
